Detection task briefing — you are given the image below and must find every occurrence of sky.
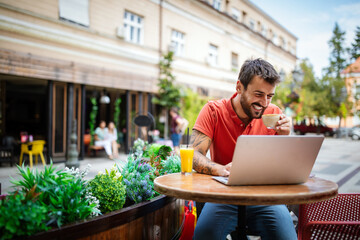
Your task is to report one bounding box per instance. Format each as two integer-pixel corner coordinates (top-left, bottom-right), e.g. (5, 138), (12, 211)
(251, 0), (360, 78)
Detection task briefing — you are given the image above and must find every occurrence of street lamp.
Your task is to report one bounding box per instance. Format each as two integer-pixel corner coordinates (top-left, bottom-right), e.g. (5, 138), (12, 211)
(291, 66), (304, 85)
(279, 69), (286, 82)
(287, 66), (304, 103)
(283, 66), (304, 127)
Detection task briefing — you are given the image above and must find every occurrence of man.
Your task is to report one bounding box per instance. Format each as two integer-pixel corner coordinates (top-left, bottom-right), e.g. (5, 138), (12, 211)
(191, 59), (297, 240)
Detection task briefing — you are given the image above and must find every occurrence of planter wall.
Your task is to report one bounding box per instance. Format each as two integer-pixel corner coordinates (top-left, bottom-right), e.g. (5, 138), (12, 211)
(25, 195), (182, 240)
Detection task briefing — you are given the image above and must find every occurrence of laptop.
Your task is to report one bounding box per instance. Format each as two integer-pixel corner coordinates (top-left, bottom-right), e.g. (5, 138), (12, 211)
(212, 135), (324, 185)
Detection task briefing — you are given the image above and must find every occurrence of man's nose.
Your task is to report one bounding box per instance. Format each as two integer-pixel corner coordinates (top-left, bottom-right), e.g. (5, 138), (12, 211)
(259, 96), (268, 107)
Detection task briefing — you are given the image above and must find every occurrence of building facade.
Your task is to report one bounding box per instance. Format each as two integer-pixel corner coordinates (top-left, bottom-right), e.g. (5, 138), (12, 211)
(0, 0), (297, 161)
(342, 57), (360, 127)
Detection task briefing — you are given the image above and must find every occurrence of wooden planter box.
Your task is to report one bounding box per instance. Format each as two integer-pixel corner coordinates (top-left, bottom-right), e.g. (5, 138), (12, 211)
(24, 195), (182, 240)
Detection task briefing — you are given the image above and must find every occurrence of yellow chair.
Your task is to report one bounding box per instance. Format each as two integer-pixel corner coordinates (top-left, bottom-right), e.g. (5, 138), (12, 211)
(19, 140), (46, 168)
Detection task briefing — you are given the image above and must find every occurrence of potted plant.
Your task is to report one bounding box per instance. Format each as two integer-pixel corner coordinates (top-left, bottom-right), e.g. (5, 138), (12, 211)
(0, 140), (182, 240)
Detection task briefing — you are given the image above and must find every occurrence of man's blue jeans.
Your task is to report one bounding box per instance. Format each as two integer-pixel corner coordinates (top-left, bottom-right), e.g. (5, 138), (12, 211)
(193, 203), (297, 240)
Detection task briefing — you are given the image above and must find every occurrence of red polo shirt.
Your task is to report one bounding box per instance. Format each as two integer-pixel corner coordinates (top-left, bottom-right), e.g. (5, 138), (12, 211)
(193, 93), (282, 165)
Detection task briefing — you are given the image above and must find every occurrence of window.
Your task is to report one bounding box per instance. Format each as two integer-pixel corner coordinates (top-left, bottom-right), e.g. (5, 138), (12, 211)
(231, 7), (240, 21)
(261, 25), (267, 37)
(291, 46), (296, 55)
(213, 0), (221, 10)
(170, 30), (185, 56)
(123, 11), (143, 44)
(231, 52), (238, 69)
(249, 18), (255, 30)
(208, 44), (218, 66)
(279, 36), (286, 49)
(59, 0), (89, 26)
(272, 33), (278, 45)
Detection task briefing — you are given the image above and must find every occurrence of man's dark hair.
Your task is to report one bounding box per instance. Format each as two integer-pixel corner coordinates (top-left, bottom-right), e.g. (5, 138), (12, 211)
(238, 58), (280, 90)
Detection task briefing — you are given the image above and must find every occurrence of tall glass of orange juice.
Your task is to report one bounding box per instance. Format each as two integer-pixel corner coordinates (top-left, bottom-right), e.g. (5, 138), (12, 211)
(180, 145), (194, 175)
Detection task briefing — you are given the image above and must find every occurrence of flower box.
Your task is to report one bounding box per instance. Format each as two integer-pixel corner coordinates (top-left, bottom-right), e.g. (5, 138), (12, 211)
(23, 195), (181, 240)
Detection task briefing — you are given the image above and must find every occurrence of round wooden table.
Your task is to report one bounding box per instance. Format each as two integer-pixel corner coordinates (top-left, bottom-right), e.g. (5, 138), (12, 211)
(154, 172), (338, 206)
(154, 172), (338, 240)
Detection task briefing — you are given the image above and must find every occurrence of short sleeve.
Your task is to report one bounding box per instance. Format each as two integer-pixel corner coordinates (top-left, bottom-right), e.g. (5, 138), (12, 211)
(193, 102), (217, 140)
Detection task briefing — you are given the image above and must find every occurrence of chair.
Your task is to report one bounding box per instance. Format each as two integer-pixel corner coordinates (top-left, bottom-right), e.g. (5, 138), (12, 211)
(19, 140), (46, 168)
(298, 193), (360, 240)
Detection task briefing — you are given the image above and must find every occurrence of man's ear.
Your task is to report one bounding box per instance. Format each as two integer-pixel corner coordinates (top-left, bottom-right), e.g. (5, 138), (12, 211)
(236, 80), (243, 94)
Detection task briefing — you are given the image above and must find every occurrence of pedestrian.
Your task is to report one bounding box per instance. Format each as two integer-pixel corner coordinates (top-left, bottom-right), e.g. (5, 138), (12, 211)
(169, 107), (188, 154)
(107, 121), (119, 158)
(191, 58), (296, 240)
(94, 120), (113, 159)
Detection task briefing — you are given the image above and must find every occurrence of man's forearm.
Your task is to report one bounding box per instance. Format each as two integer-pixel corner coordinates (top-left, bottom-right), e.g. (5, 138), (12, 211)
(193, 151), (225, 176)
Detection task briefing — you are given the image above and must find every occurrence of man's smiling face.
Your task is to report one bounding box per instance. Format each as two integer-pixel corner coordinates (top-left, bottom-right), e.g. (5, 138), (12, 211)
(238, 75), (276, 119)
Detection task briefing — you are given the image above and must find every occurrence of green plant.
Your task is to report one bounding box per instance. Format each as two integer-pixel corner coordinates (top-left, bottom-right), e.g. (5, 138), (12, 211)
(0, 188), (49, 240)
(133, 138), (149, 157)
(88, 165), (126, 214)
(89, 97), (98, 145)
(159, 154), (181, 175)
(147, 144), (172, 161)
(11, 164), (99, 228)
(147, 144), (172, 176)
(182, 88), (209, 135)
(11, 164), (74, 204)
(47, 178), (99, 227)
(121, 155), (154, 204)
(113, 98), (122, 141)
(152, 51), (184, 138)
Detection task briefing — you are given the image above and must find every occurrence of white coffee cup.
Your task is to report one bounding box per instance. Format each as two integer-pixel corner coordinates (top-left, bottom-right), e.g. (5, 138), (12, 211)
(262, 114), (280, 129)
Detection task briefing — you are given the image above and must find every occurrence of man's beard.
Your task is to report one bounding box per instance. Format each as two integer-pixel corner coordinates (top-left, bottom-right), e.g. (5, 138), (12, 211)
(240, 96), (266, 120)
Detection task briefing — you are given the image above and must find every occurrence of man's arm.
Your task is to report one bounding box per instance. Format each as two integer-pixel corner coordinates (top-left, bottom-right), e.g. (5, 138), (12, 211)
(190, 129), (230, 176)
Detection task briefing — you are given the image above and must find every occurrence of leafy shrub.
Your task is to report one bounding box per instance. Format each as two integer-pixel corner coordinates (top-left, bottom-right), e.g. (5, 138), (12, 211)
(0, 189), (49, 240)
(133, 138), (149, 157)
(159, 154), (181, 175)
(147, 144), (172, 160)
(122, 155), (154, 204)
(11, 164), (74, 204)
(88, 165), (126, 214)
(47, 178), (99, 227)
(147, 143), (173, 176)
(11, 164), (99, 228)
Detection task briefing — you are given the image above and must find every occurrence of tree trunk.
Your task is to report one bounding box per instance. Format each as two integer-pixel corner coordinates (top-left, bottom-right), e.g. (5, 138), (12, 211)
(336, 115), (342, 138)
(338, 115), (342, 129)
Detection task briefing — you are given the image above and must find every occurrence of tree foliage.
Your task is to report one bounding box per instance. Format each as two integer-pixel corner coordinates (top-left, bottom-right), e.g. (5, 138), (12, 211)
(326, 22), (347, 78)
(322, 22), (350, 126)
(152, 51), (182, 108)
(181, 88), (209, 134)
(152, 51), (184, 139)
(350, 26), (360, 61)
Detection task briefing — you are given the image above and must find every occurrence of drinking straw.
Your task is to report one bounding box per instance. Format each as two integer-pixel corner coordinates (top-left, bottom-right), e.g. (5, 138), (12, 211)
(186, 127), (189, 148)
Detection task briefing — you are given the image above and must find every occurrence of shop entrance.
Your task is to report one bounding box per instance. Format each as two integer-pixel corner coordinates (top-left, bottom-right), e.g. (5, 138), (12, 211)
(0, 75), (48, 164)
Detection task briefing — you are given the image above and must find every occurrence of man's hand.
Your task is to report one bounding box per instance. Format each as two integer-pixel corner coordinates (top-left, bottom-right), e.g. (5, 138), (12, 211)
(275, 114), (291, 135)
(191, 129), (229, 176)
(223, 162), (232, 177)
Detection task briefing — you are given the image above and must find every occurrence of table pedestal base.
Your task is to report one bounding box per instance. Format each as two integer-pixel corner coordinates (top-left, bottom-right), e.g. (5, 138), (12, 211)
(237, 205), (247, 240)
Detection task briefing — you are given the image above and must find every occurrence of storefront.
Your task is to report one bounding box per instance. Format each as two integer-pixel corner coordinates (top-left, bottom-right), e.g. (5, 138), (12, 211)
(0, 49), (155, 163)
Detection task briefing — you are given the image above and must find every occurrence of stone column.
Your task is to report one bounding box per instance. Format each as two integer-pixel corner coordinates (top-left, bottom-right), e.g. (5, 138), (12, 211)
(66, 119), (80, 168)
